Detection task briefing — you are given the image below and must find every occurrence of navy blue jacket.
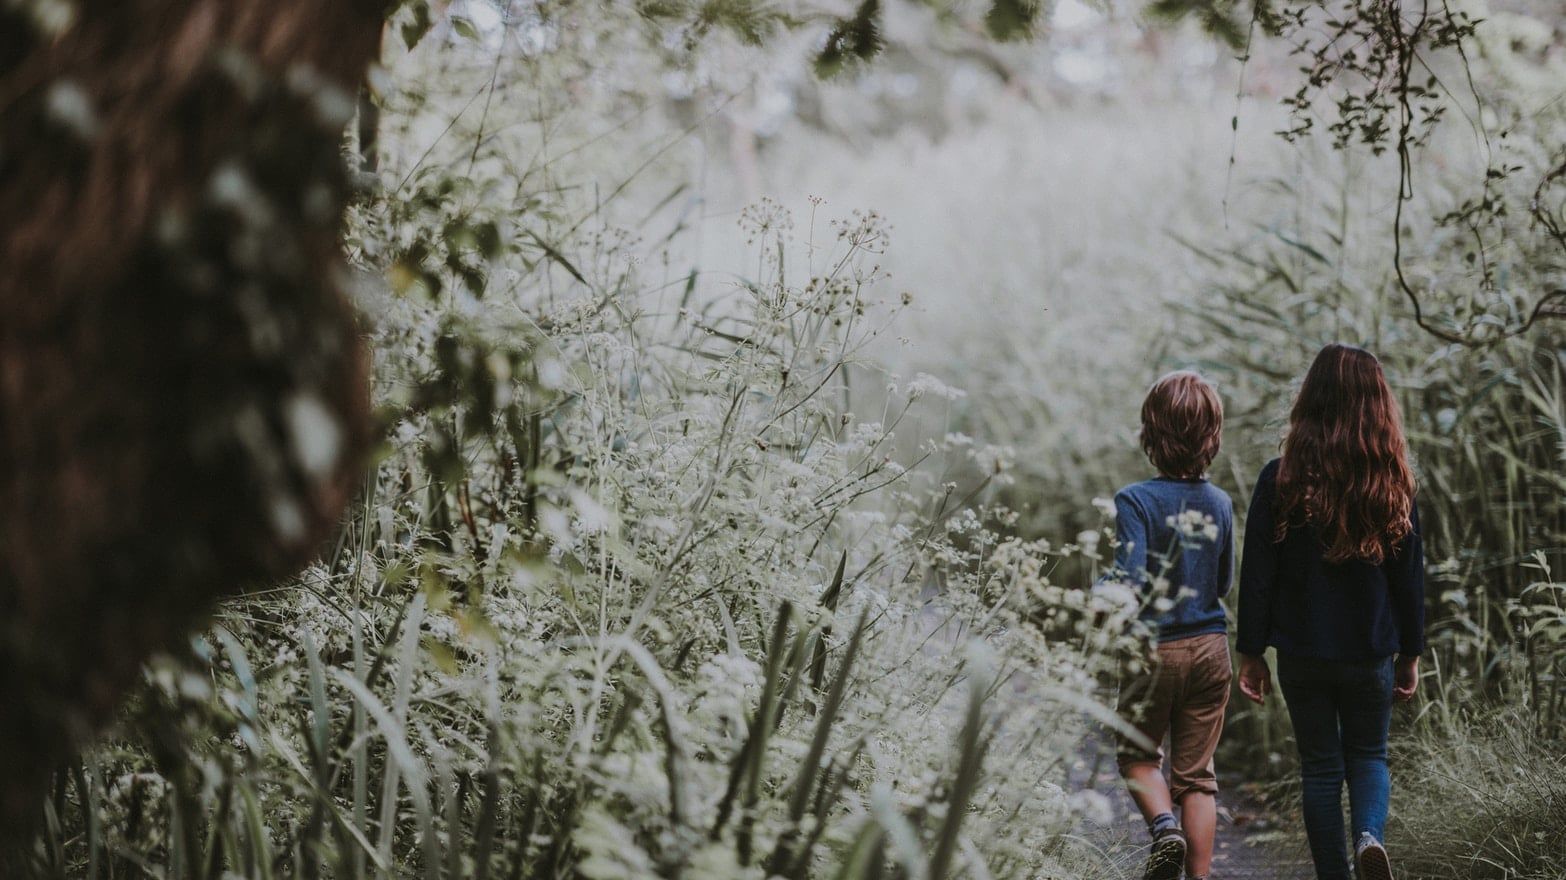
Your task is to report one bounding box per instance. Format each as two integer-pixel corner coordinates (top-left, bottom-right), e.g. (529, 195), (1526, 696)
(1237, 459), (1426, 660)
(1109, 477), (1234, 643)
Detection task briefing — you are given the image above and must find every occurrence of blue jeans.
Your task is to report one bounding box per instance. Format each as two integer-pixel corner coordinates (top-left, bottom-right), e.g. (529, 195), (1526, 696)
(1276, 654), (1394, 880)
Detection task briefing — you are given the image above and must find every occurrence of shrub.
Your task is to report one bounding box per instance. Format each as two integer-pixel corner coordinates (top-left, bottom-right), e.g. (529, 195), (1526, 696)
(18, 175), (1144, 876)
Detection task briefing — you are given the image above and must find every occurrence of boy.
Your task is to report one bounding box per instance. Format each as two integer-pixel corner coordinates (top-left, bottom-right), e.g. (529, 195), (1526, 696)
(1108, 371), (1234, 880)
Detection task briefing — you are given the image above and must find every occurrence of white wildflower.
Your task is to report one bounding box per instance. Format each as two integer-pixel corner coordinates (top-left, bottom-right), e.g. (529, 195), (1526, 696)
(1092, 581), (1139, 614)
(573, 806), (655, 880)
(973, 443), (1015, 475)
(905, 372), (966, 401)
(570, 490), (614, 535)
(1069, 789), (1114, 826)
(1167, 509), (1219, 543)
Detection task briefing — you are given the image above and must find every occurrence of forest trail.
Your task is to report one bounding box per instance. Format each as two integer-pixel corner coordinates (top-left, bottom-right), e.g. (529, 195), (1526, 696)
(1073, 733), (1316, 880)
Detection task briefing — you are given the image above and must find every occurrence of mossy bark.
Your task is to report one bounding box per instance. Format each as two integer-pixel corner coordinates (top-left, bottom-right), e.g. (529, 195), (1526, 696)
(0, 0), (384, 843)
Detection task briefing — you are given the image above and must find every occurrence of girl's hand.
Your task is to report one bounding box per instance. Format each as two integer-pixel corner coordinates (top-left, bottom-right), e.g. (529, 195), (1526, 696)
(1238, 653), (1272, 703)
(1394, 655), (1420, 702)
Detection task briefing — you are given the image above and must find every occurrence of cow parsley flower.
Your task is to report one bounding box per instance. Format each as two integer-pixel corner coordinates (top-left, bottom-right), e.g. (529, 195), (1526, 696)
(905, 372), (966, 401)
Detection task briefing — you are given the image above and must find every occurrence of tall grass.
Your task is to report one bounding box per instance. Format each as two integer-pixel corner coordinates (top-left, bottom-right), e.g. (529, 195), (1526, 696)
(13, 66), (1146, 871)
(732, 95), (1287, 549)
(1170, 149), (1566, 730)
(741, 18), (1566, 872)
(5, 13), (1139, 874)
(1390, 705), (1566, 880)
(1147, 131), (1566, 874)
(15, 4), (1566, 877)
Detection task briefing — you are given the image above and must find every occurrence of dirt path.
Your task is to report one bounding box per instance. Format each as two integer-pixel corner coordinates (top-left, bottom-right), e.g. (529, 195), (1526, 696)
(1205, 782), (1314, 880)
(1072, 735), (1316, 879)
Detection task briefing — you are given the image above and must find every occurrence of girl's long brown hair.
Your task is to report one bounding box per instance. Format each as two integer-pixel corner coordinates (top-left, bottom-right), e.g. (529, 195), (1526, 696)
(1276, 344), (1415, 564)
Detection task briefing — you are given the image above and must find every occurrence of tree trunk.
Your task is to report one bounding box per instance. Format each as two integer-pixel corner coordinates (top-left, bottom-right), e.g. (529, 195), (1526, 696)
(0, 0), (384, 842)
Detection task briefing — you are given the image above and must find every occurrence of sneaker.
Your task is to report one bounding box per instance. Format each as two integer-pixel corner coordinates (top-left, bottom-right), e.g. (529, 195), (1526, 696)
(1142, 827), (1187, 880)
(1355, 832), (1393, 880)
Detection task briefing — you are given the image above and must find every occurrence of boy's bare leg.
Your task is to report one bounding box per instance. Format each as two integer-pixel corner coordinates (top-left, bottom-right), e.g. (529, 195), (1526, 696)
(1180, 791), (1217, 877)
(1123, 763), (1174, 821)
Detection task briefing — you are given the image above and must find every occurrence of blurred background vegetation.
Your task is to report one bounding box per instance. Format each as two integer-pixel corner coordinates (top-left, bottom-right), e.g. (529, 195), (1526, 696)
(15, 0), (1566, 877)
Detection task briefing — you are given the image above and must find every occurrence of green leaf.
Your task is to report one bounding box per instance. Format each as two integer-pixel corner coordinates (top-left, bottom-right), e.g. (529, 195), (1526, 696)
(1146, 0), (1247, 48)
(636, 0), (692, 21)
(400, 0), (433, 50)
(473, 220), (502, 259)
(451, 16), (480, 42)
(815, 0), (884, 79)
(984, 0), (1041, 41)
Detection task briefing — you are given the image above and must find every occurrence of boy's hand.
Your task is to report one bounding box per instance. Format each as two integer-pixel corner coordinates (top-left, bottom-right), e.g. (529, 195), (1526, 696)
(1238, 653), (1272, 704)
(1394, 655), (1420, 702)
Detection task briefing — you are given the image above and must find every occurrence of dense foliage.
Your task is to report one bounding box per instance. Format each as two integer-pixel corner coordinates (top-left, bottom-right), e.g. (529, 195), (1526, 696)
(11, 0), (1566, 878)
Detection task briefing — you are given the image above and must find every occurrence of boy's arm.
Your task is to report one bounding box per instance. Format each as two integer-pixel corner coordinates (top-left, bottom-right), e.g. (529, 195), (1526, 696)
(1236, 471), (1277, 656)
(1217, 499), (1236, 599)
(1388, 500), (1427, 657)
(1109, 491), (1149, 588)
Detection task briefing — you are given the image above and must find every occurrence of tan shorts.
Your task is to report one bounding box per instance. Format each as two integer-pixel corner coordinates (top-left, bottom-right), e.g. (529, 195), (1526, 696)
(1115, 632), (1232, 802)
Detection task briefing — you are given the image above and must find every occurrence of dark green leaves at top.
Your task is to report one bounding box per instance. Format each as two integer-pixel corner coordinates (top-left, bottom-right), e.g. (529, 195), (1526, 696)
(1147, 0), (1249, 49)
(815, 0), (884, 79)
(399, 0), (434, 50)
(696, 0), (792, 46)
(984, 0), (1042, 42)
(636, 0), (691, 21)
(449, 218), (503, 262)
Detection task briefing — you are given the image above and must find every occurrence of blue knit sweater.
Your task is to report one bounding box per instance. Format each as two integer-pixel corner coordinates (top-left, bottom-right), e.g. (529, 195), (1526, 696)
(1108, 476), (1235, 643)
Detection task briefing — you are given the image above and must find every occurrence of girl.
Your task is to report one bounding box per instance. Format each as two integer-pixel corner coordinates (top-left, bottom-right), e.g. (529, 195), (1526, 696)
(1235, 344), (1424, 880)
